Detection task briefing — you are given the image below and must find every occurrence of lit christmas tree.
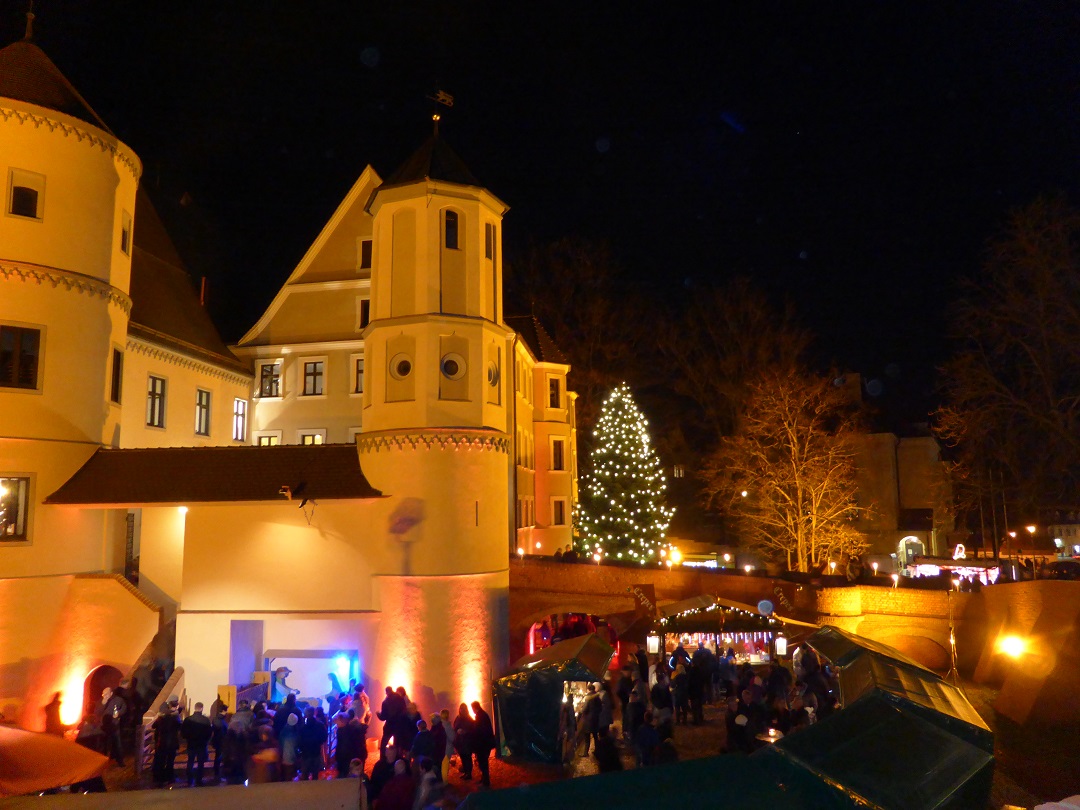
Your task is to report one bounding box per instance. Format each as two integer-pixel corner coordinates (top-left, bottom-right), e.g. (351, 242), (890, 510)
(577, 383), (674, 564)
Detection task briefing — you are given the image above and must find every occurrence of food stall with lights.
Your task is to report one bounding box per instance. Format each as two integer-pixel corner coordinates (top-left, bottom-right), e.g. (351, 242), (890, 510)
(492, 633), (615, 763)
(651, 596), (787, 664)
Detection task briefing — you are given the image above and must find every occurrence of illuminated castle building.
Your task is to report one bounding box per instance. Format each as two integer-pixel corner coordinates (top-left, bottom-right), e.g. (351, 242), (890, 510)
(0, 35), (576, 727)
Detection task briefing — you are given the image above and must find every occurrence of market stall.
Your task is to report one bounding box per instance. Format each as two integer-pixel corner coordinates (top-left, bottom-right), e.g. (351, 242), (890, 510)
(652, 596), (786, 664)
(492, 633), (615, 763)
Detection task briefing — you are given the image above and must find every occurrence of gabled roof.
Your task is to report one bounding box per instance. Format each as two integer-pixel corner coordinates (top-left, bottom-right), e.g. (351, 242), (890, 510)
(45, 444), (382, 505)
(0, 39), (111, 132)
(129, 189), (249, 374)
(381, 133), (481, 188)
(504, 315), (568, 365)
(235, 166), (381, 348)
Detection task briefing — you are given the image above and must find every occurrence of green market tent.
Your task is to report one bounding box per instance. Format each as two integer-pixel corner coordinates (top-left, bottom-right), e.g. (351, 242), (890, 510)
(753, 692), (994, 810)
(458, 752), (849, 810)
(805, 625), (992, 752)
(805, 624), (929, 669)
(494, 634), (615, 763)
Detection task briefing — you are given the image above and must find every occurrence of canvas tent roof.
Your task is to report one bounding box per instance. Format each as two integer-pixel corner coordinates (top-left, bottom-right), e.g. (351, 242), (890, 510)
(0, 725), (108, 797)
(508, 632), (614, 679)
(754, 692), (994, 810)
(806, 625), (928, 670)
(837, 648), (992, 751)
(459, 752), (845, 810)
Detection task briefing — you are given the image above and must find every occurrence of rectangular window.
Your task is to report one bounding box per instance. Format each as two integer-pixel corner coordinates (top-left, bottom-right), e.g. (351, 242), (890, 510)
(232, 398), (248, 441)
(359, 238), (373, 270)
(110, 349), (123, 403)
(672, 464), (686, 479)
(359, 298), (371, 329)
(444, 210), (459, 249)
(146, 376), (166, 427)
(259, 362), (281, 398)
(300, 432), (324, 445)
(485, 223), (494, 259)
(256, 434), (280, 446)
(195, 389), (211, 436)
(354, 357), (364, 394)
(120, 210), (132, 255)
(8, 168), (44, 220)
(551, 438), (565, 471)
(548, 378), (561, 409)
(303, 360), (324, 396)
(552, 499), (567, 527)
(0, 476), (29, 540)
(0, 325), (41, 390)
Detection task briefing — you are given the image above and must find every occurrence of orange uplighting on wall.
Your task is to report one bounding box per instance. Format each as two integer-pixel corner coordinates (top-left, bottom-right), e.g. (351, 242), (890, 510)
(59, 668), (88, 726)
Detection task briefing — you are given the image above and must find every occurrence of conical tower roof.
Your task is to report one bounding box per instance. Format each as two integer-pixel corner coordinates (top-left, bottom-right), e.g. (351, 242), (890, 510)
(0, 39), (112, 133)
(381, 133), (481, 189)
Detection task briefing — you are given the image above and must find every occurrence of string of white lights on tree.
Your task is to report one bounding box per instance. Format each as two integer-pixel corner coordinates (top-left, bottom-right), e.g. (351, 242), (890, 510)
(576, 383), (674, 564)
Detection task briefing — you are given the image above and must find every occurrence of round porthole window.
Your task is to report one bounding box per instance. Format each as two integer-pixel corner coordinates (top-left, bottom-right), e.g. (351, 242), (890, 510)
(390, 353), (413, 380)
(487, 362), (500, 387)
(441, 352), (467, 381)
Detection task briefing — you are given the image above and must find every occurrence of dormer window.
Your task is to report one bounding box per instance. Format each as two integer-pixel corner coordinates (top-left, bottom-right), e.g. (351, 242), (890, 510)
(444, 210), (459, 250)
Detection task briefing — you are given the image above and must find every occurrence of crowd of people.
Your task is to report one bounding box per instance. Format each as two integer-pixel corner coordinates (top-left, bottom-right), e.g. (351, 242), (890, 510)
(559, 640), (839, 771)
(108, 679), (497, 809)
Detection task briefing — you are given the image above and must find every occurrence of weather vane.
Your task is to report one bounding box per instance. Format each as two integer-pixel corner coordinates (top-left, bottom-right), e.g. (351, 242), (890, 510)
(426, 88), (454, 136)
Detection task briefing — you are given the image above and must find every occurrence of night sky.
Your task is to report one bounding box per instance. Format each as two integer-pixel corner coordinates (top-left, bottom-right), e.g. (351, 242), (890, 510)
(3, 2), (1077, 380)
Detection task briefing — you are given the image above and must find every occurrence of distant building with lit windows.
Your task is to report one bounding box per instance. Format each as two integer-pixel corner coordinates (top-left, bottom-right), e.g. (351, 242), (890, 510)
(0, 35), (575, 728)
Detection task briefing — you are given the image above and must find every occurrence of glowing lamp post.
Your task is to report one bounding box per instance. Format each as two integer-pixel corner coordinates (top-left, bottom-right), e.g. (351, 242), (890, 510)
(871, 561), (879, 575)
(517, 547), (525, 565)
(829, 561), (837, 574)
(891, 573), (899, 589)
(744, 564), (753, 575)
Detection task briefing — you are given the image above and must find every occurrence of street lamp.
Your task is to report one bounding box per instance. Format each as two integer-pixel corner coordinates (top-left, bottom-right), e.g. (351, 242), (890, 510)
(891, 573), (899, 589)
(871, 561), (879, 575)
(744, 564), (753, 574)
(829, 561), (837, 574)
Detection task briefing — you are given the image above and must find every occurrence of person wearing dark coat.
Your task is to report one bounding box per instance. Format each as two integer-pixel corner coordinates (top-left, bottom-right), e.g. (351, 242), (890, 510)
(636, 649), (649, 684)
(210, 706), (228, 781)
(429, 713), (447, 780)
(181, 702), (214, 786)
(43, 692), (65, 736)
(376, 687), (406, 755)
(297, 708), (327, 780)
(470, 701), (495, 788)
(151, 703), (181, 786)
(452, 703), (474, 779)
(409, 718), (435, 765)
(372, 760), (413, 810)
(100, 687), (128, 766)
(367, 745), (398, 802)
(273, 694), (304, 737)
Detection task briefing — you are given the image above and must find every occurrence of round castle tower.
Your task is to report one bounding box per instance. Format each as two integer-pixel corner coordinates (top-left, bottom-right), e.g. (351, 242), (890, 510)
(359, 135), (513, 709)
(0, 36), (140, 574)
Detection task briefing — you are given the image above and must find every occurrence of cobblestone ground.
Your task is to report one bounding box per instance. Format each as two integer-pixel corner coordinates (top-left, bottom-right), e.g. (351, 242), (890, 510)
(98, 687), (1073, 809)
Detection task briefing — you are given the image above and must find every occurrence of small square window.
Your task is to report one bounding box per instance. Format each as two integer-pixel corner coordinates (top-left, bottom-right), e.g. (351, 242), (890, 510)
(195, 389), (211, 436)
(259, 362), (281, 398)
(146, 376), (166, 428)
(0, 325), (41, 390)
(303, 360), (325, 396)
(300, 432), (324, 445)
(0, 476), (30, 541)
(359, 238), (373, 270)
(8, 168), (44, 220)
(256, 434), (280, 447)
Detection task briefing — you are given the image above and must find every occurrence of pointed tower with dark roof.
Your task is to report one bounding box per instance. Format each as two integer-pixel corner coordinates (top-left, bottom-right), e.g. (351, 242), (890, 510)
(357, 133), (514, 705)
